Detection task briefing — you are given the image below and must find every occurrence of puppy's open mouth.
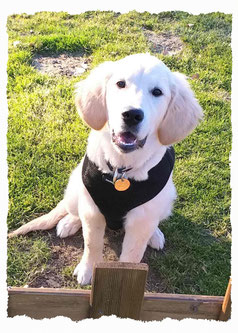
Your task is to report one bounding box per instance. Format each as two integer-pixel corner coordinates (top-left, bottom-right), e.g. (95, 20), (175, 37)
(112, 130), (147, 153)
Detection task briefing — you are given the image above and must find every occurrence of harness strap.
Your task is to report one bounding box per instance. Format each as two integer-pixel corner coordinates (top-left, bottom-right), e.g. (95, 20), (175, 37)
(82, 147), (175, 230)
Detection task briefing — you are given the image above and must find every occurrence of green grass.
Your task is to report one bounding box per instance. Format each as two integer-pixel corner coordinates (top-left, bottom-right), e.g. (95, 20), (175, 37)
(7, 235), (50, 286)
(7, 10), (231, 296)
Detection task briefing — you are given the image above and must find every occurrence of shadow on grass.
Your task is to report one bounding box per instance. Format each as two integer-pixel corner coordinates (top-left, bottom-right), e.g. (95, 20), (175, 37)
(147, 212), (231, 296)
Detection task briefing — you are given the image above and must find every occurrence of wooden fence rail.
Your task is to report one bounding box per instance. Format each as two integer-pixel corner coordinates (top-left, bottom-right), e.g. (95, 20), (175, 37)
(8, 262), (231, 321)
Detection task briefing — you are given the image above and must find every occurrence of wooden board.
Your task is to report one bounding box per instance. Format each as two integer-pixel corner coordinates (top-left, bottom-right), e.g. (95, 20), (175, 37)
(8, 287), (90, 321)
(90, 262), (148, 320)
(8, 287), (224, 321)
(141, 293), (224, 321)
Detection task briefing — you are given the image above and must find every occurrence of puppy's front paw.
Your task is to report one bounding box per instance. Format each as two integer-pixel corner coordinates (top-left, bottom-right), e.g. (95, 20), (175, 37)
(73, 261), (93, 286)
(148, 227), (165, 251)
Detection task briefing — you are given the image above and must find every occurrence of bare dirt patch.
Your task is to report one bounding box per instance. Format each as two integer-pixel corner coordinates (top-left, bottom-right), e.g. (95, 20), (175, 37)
(32, 53), (92, 77)
(32, 33), (183, 78)
(28, 227), (166, 293)
(144, 30), (184, 55)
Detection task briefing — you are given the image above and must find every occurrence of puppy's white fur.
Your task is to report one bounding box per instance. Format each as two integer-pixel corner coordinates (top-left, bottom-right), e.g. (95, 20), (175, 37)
(9, 53), (203, 286)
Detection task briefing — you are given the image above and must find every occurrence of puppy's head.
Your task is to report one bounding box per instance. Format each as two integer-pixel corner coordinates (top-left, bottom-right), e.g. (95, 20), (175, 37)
(75, 53), (203, 153)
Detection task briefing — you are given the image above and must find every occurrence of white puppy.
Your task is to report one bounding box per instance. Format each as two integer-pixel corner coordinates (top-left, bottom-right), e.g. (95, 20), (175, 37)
(9, 53), (203, 285)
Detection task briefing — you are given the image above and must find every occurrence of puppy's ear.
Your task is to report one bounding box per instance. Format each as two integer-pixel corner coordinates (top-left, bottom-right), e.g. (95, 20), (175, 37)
(158, 72), (203, 145)
(75, 61), (114, 130)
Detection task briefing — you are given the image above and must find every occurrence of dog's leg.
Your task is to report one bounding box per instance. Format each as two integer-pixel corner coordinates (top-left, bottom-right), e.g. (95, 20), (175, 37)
(147, 227), (165, 251)
(8, 200), (67, 238)
(73, 184), (106, 285)
(73, 213), (106, 285)
(120, 210), (159, 263)
(56, 214), (82, 238)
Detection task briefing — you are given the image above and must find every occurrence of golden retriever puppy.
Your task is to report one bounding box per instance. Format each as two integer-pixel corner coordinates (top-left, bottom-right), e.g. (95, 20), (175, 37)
(9, 53), (203, 285)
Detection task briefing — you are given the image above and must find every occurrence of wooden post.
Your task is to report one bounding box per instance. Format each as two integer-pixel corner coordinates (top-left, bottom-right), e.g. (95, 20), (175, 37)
(90, 262), (148, 320)
(219, 278), (231, 321)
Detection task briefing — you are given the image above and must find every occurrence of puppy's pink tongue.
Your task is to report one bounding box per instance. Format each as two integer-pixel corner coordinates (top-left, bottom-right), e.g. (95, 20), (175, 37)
(119, 132), (137, 144)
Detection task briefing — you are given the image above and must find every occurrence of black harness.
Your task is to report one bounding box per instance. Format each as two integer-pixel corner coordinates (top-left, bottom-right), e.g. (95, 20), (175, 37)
(82, 147), (175, 230)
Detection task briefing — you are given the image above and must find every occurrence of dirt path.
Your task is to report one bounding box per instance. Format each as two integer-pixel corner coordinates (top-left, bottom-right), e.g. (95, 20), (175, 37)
(28, 227), (167, 292)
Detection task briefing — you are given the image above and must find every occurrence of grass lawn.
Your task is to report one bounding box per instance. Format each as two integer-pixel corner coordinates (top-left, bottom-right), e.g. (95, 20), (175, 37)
(7, 10), (231, 296)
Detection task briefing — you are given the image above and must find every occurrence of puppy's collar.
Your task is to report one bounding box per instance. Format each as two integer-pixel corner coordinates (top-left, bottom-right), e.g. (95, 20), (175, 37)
(106, 161), (133, 187)
(106, 160), (133, 174)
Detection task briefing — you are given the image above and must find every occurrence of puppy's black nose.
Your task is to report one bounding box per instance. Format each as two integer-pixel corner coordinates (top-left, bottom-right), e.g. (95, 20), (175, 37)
(122, 109), (144, 127)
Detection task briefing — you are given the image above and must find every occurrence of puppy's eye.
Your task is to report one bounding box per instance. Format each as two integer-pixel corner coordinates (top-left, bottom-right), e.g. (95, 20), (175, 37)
(151, 88), (162, 97)
(116, 80), (126, 88)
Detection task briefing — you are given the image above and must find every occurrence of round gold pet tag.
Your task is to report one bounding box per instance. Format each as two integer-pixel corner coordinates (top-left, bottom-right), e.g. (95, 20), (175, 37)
(114, 178), (130, 191)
